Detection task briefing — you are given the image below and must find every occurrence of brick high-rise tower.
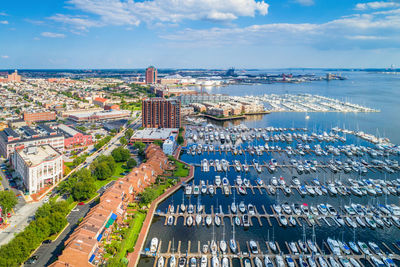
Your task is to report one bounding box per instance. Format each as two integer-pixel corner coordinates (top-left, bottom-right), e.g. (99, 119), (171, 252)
(142, 98), (181, 128)
(145, 66), (157, 84)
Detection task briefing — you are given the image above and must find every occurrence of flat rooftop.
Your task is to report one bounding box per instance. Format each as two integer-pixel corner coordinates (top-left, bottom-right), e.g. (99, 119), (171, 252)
(17, 145), (61, 167)
(132, 128), (178, 140)
(71, 110), (130, 119)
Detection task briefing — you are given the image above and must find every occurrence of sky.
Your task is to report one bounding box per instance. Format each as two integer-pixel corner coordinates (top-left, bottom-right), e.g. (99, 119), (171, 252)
(0, 0), (400, 69)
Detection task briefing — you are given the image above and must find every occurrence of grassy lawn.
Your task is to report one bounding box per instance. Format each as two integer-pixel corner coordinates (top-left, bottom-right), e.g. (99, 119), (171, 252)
(64, 162), (74, 168)
(116, 211), (146, 261)
(173, 160), (189, 177)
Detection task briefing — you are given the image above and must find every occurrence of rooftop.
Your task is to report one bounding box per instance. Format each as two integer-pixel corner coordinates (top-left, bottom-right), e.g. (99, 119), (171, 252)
(132, 128), (178, 140)
(17, 145), (61, 167)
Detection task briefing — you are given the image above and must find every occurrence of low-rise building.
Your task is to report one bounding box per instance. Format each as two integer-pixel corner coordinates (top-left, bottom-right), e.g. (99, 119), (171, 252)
(57, 124), (93, 148)
(130, 128), (178, 144)
(0, 125), (64, 159)
(23, 111), (56, 123)
(68, 110), (130, 122)
(93, 97), (109, 107)
(162, 137), (175, 155)
(12, 145), (63, 195)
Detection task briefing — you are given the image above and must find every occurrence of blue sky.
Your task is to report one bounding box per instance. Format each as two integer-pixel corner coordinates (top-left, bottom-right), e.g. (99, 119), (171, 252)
(0, 0), (400, 69)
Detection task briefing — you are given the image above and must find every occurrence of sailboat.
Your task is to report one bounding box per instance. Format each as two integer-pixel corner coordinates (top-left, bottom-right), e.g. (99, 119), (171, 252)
(230, 218), (237, 253)
(220, 223), (227, 253)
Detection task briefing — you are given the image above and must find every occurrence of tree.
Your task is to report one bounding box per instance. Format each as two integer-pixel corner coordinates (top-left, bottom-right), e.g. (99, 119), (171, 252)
(153, 139), (163, 147)
(125, 128), (134, 139)
(120, 136), (127, 146)
(111, 147), (130, 162)
(0, 190), (18, 214)
(177, 135), (184, 145)
(47, 213), (67, 235)
(72, 180), (96, 201)
(92, 161), (113, 180)
(126, 158), (137, 168)
(140, 188), (157, 205)
(133, 141), (145, 151)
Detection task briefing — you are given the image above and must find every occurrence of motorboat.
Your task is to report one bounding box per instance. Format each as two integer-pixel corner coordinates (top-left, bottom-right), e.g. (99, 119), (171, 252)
(150, 237), (159, 253)
(234, 216), (241, 226)
(196, 214), (202, 225)
(248, 204), (255, 215)
(201, 256), (207, 267)
(275, 256), (285, 267)
(221, 257), (229, 267)
(239, 201), (246, 213)
(178, 258), (187, 267)
(158, 256), (165, 267)
(249, 240), (259, 254)
(167, 216), (174, 225)
(206, 215), (212, 226)
(170, 256), (176, 267)
(214, 215), (221, 226)
(212, 256), (219, 267)
(279, 215), (288, 226)
(220, 240), (227, 253)
(264, 256), (273, 267)
(187, 216), (193, 226)
(229, 239), (237, 253)
(231, 202), (237, 214)
(254, 257), (263, 267)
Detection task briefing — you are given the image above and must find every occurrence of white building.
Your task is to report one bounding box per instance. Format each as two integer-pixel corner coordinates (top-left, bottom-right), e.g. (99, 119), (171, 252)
(162, 138), (175, 156)
(13, 145), (63, 195)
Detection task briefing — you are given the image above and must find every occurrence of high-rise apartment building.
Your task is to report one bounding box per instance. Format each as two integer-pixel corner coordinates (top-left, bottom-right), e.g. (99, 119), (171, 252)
(145, 66), (158, 84)
(142, 98), (181, 128)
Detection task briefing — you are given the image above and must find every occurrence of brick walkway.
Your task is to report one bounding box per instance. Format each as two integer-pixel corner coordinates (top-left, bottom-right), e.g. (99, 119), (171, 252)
(128, 164), (194, 267)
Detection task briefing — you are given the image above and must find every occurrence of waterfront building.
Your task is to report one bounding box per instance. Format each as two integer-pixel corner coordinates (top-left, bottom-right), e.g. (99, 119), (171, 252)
(12, 145), (63, 195)
(145, 66), (158, 84)
(130, 128), (178, 144)
(0, 125), (64, 158)
(176, 94), (229, 106)
(142, 98), (181, 128)
(163, 137), (175, 155)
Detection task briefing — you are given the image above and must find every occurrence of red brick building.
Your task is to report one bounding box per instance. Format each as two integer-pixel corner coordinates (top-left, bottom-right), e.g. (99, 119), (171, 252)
(145, 66), (157, 84)
(142, 98), (181, 128)
(58, 124), (93, 148)
(23, 111), (56, 123)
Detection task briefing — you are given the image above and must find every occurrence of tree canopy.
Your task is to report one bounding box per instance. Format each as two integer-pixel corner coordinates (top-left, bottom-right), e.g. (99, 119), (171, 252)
(0, 190), (18, 214)
(111, 147), (130, 162)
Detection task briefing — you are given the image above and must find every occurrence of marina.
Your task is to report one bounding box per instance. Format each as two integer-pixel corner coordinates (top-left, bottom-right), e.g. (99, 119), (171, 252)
(139, 100), (400, 267)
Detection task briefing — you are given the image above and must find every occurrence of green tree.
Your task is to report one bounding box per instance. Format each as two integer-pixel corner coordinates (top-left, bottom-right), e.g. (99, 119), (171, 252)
(125, 128), (134, 139)
(111, 147), (130, 162)
(72, 180), (96, 201)
(92, 161), (113, 180)
(119, 136), (127, 146)
(47, 213), (67, 235)
(177, 135), (184, 145)
(126, 158), (137, 168)
(140, 188), (157, 205)
(133, 141), (145, 151)
(153, 139), (163, 147)
(0, 190), (18, 214)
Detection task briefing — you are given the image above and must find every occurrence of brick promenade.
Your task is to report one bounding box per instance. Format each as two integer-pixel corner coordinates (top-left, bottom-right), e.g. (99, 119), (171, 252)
(128, 158), (194, 267)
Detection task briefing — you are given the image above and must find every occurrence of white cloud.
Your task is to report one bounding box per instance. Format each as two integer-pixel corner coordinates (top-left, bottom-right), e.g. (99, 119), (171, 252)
(41, 32), (66, 38)
(53, 0), (269, 30)
(161, 10), (400, 49)
(355, 1), (400, 10)
(0, 20), (9, 24)
(1, 55), (9, 59)
(0, 12), (7, 16)
(49, 14), (101, 31)
(294, 0), (314, 6)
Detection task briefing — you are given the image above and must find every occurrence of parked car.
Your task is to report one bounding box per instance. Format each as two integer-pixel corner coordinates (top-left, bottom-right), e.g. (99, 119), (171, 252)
(25, 256), (38, 264)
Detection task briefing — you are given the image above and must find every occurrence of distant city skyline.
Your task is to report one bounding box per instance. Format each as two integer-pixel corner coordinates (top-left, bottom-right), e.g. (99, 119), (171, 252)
(0, 0), (400, 69)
